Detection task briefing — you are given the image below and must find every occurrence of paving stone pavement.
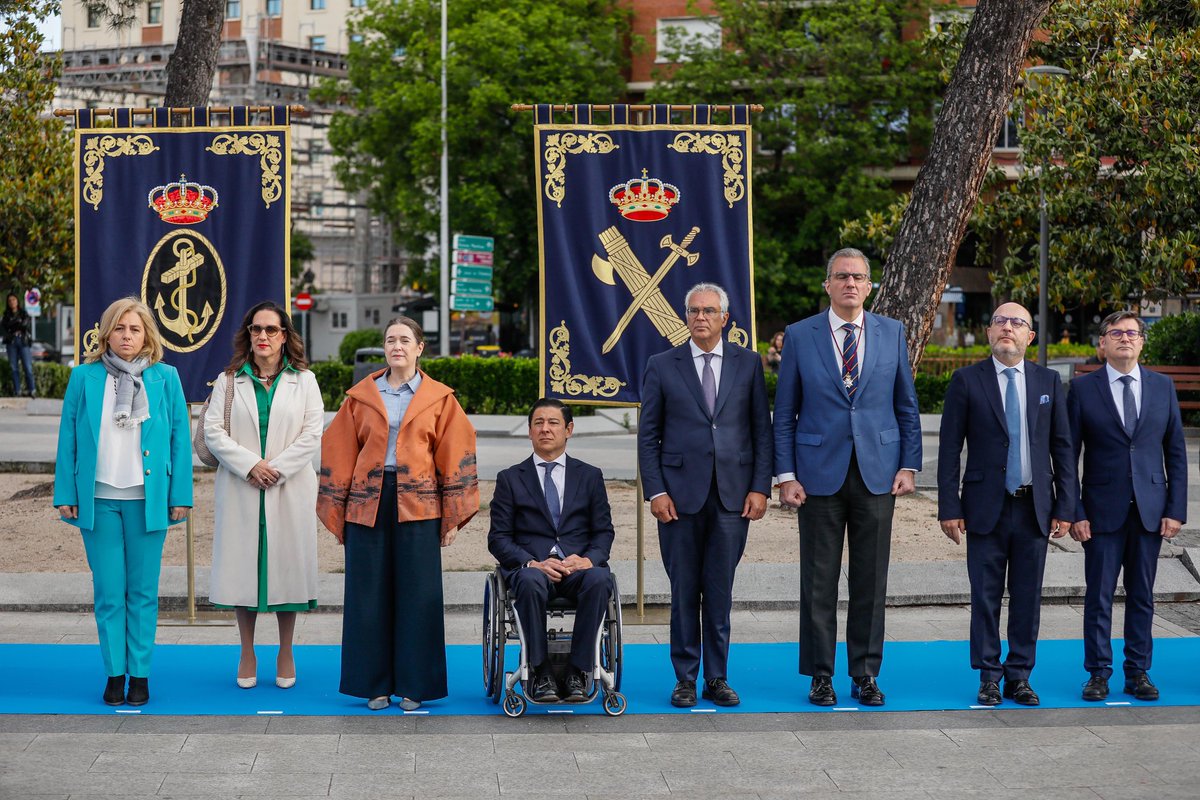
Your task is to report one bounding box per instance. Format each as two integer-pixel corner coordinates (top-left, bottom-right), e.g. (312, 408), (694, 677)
(3, 605), (1200, 799)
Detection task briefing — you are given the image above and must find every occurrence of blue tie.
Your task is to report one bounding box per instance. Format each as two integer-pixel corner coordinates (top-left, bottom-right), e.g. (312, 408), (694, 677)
(1119, 375), (1137, 437)
(541, 461), (560, 529)
(1003, 367), (1022, 494)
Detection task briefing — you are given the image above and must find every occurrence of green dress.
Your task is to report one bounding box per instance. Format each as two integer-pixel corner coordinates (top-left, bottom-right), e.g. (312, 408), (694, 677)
(215, 360), (318, 613)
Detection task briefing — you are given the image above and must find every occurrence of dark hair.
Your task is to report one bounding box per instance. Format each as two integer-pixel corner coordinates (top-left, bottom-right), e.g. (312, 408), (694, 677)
(1099, 310), (1146, 336)
(383, 316), (425, 349)
(528, 397), (573, 426)
(225, 301), (308, 374)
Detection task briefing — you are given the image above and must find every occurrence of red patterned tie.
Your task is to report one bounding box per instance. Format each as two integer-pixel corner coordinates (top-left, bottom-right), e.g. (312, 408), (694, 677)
(841, 323), (859, 398)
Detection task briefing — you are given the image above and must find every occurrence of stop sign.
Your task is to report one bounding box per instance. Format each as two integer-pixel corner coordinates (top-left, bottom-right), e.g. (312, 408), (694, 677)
(294, 292), (313, 311)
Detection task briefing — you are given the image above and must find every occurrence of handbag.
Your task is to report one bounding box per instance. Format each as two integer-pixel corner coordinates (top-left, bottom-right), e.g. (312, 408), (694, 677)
(193, 372), (235, 467)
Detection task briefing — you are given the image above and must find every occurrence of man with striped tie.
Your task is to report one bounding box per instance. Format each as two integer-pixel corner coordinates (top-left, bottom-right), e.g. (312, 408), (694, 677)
(774, 248), (922, 707)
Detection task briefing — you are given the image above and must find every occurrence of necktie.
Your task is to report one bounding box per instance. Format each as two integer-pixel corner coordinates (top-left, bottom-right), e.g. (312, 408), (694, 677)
(701, 352), (716, 414)
(1119, 375), (1137, 437)
(540, 461), (561, 529)
(840, 323), (859, 397)
(1003, 367), (1022, 494)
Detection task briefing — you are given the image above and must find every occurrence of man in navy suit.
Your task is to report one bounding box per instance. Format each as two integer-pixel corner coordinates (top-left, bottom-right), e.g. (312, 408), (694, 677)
(774, 248), (921, 706)
(1069, 310), (1188, 702)
(488, 398), (616, 703)
(937, 302), (1076, 706)
(638, 282), (773, 708)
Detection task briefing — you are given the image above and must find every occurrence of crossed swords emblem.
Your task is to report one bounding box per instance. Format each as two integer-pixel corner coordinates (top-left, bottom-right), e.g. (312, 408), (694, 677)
(591, 225), (700, 354)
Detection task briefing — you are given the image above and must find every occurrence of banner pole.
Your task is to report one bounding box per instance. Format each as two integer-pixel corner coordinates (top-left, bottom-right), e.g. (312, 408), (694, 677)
(636, 447), (645, 620)
(186, 403), (198, 625)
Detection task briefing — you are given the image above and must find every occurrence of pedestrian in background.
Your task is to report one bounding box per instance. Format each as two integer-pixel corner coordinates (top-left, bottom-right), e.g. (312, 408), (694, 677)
(3, 292), (36, 397)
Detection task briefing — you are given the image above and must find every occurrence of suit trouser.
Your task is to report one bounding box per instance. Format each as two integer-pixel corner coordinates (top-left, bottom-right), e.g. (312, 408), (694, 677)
(966, 493), (1048, 682)
(797, 453), (895, 678)
(1082, 500), (1162, 680)
(81, 498), (167, 678)
(340, 472), (448, 701)
(508, 565), (612, 673)
(659, 476), (749, 682)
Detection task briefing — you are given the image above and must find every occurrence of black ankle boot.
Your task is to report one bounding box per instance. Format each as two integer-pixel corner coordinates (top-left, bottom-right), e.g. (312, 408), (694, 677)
(126, 677), (149, 706)
(103, 675), (125, 706)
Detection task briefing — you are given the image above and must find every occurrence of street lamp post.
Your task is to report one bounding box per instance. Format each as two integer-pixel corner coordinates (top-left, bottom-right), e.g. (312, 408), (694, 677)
(439, 0), (449, 356)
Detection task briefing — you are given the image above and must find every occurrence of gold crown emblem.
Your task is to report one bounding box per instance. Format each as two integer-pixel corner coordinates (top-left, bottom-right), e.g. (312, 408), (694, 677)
(147, 173), (219, 225)
(608, 168), (680, 222)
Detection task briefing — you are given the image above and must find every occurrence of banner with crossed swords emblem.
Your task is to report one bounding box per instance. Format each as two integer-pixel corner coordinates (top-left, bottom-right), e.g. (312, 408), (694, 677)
(534, 104), (755, 406)
(73, 106), (292, 402)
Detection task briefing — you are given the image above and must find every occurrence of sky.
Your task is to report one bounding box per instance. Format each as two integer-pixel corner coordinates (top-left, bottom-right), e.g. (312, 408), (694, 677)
(38, 12), (61, 49)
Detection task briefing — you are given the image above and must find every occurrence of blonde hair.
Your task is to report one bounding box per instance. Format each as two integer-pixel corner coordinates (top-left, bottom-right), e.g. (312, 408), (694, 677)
(84, 297), (164, 365)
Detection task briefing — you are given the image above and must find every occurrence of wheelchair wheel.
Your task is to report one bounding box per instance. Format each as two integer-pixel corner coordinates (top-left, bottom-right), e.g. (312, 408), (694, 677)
(602, 691), (627, 717)
(601, 576), (624, 691)
(502, 692), (526, 718)
(482, 572), (505, 703)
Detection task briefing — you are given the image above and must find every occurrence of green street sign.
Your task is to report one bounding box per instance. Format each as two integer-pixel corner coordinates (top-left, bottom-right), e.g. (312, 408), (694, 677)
(453, 234), (495, 252)
(453, 264), (493, 281)
(452, 279), (493, 296)
(451, 294), (495, 312)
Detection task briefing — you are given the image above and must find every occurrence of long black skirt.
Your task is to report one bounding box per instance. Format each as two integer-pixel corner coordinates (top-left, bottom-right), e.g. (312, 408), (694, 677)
(340, 472), (447, 701)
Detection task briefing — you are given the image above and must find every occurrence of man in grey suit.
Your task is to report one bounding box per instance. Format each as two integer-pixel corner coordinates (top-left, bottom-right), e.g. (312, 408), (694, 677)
(638, 282), (773, 708)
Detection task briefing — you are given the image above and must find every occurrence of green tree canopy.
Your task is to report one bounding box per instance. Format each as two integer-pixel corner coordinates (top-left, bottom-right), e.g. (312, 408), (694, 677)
(647, 0), (944, 327)
(316, 0), (632, 307)
(974, 0), (1200, 312)
(0, 0), (72, 302)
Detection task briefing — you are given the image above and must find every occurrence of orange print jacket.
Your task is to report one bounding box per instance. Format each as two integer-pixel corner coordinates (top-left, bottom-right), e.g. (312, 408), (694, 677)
(317, 368), (479, 542)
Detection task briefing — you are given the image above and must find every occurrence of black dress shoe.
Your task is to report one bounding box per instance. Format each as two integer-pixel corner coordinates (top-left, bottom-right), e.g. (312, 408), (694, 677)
(103, 676), (125, 706)
(701, 678), (740, 707)
(1082, 675), (1110, 701)
(1002, 679), (1039, 706)
(563, 670), (588, 703)
(850, 676), (885, 706)
(530, 672), (560, 703)
(670, 679), (697, 708)
(809, 676), (836, 706)
(126, 677), (149, 706)
(977, 680), (1001, 706)
(1124, 673), (1159, 701)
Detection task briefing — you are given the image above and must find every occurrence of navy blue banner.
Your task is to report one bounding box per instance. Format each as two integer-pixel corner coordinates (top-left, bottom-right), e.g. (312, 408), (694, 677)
(73, 109), (290, 402)
(535, 106), (754, 406)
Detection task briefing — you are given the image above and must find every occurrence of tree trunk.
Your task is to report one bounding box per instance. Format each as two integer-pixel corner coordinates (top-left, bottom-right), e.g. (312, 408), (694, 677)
(163, 0), (225, 107)
(871, 0), (1052, 371)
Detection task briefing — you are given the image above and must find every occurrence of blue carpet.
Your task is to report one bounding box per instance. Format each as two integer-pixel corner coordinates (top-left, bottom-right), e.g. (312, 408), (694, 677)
(3, 639), (1198, 715)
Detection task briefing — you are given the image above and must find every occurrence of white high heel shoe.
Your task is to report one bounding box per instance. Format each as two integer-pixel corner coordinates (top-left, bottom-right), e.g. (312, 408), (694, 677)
(236, 676), (257, 689)
(275, 675), (296, 689)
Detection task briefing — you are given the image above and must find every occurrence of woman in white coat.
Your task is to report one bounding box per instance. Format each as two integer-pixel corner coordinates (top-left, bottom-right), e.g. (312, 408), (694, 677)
(205, 301), (324, 689)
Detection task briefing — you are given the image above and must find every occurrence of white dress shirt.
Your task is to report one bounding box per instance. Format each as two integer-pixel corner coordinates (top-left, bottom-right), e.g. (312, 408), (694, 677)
(95, 374), (146, 499)
(1105, 362), (1143, 427)
(993, 356), (1032, 487)
(689, 338), (724, 395)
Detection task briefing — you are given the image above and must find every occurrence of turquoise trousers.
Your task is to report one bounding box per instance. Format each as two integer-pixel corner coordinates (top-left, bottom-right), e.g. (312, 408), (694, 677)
(81, 498), (167, 677)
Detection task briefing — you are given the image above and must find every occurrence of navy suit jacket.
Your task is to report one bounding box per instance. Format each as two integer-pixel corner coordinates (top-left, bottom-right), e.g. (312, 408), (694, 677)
(487, 455), (615, 571)
(937, 358), (1076, 534)
(638, 341), (773, 515)
(773, 311), (921, 495)
(1068, 367), (1188, 532)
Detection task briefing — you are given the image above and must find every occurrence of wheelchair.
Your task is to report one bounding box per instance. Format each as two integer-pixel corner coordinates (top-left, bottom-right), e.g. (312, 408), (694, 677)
(481, 566), (626, 717)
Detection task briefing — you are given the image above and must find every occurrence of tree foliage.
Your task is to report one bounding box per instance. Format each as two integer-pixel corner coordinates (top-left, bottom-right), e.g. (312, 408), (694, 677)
(974, 0), (1200, 312)
(646, 0), (944, 326)
(316, 0), (632, 307)
(0, 0), (73, 301)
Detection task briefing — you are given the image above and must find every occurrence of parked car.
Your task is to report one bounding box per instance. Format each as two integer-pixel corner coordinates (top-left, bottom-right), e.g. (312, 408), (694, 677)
(352, 347), (386, 385)
(30, 341), (61, 363)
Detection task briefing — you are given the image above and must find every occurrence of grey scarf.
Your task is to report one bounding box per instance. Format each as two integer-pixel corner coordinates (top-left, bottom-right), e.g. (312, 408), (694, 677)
(100, 350), (151, 429)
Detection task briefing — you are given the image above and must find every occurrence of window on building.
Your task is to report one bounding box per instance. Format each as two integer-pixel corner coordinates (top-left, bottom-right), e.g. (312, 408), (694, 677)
(655, 17), (721, 63)
(311, 0), (326, 9)
(310, 35), (326, 50)
(225, 0), (240, 20)
(351, 0), (366, 6)
(930, 5), (975, 33)
(332, 311), (348, 330)
(147, 1), (162, 24)
(995, 106), (1022, 150)
(350, 33), (365, 45)
(86, 7), (102, 28)
(266, 0), (281, 17)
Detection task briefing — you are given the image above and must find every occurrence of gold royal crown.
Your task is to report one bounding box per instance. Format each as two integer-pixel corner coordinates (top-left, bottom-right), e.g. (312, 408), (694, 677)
(147, 173), (219, 225)
(608, 168), (680, 222)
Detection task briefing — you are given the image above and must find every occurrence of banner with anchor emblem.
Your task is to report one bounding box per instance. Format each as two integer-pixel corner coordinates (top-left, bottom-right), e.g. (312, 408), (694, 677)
(534, 104), (754, 406)
(72, 106), (291, 402)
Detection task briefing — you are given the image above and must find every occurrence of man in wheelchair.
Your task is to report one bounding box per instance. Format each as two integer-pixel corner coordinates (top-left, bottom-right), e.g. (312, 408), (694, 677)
(488, 398), (616, 703)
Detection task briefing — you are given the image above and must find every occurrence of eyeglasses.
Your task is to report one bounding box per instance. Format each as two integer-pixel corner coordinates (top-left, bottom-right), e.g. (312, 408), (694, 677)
(1105, 329), (1144, 341)
(830, 272), (870, 284)
(990, 315), (1032, 331)
(248, 325), (283, 338)
(686, 306), (724, 318)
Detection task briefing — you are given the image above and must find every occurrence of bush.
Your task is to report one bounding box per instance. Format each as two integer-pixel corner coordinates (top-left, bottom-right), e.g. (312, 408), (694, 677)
(310, 359), (353, 411)
(422, 356), (540, 414)
(0, 358), (70, 398)
(1144, 312), (1200, 366)
(914, 372), (952, 414)
(337, 328), (383, 366)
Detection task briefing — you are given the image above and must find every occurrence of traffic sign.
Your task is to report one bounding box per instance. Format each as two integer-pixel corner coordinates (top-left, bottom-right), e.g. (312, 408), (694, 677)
(24, 287), (41, 318)
(453, 264), (493, 281)
(294, 292), (313, 311)
(453, 234), (494, 252)
(453, 249), (494, 266)
(451, 294), (494, 312)
(452, 279), (492, 296)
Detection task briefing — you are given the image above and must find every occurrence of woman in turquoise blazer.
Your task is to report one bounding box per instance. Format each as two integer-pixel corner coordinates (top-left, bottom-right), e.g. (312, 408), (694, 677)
(53, 297), (193, 707)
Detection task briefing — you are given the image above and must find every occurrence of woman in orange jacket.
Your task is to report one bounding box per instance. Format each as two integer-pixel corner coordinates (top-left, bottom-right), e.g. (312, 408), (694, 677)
(317, 316), (479, 711)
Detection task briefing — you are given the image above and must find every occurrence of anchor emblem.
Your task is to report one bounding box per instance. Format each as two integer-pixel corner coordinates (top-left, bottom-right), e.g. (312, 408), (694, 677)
(154, 238), (214, 342)
(142, 229), (226, 353)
